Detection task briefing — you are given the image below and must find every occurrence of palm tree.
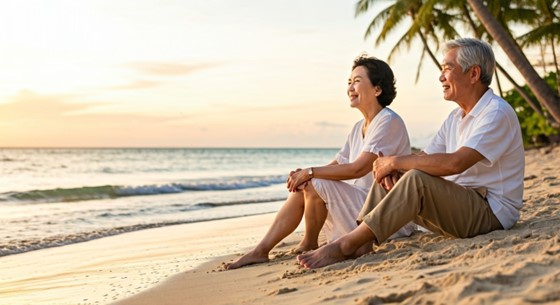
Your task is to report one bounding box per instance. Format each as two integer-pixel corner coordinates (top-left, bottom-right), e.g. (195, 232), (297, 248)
(458, 0), (550, 120)
(355, 0), (460, 81)
(356, 0), (560, 125)
(516, 0), (560, 94)
(466, 0), (560, 124)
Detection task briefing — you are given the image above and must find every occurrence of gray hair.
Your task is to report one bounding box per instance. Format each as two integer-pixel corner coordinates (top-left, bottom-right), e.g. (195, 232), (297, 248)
(443, 38), (495, 86)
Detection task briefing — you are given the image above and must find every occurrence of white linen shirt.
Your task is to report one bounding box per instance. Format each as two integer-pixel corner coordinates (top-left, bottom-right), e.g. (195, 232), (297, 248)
(336, 107), (411, 189)
(424, 89), (525, 229)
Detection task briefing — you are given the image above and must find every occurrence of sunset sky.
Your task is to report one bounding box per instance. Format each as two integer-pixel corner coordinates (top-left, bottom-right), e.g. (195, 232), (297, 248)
(0, 0), (522, 148)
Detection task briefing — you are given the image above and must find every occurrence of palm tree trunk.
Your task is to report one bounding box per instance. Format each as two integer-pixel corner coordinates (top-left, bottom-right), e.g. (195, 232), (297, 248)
(462, 3), (482, 38)
(540, 43), (547, 75)
(550, 36), (560, 94)
(495, 69), (504, 97)
(461, 2), (546, 118)
(467, 0), (560, 125)
(495, 63), (545, 117)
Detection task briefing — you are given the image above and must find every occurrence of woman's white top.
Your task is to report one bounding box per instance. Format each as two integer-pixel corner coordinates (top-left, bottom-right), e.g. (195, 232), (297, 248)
(335, 107), (411, 188)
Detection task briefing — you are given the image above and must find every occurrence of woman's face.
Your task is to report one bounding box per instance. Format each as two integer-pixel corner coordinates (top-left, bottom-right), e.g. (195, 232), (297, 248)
(347, 66), (378, 109)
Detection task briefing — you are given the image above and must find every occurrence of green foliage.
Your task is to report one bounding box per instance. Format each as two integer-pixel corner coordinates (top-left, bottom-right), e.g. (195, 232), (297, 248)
(503, 72), (559, 147)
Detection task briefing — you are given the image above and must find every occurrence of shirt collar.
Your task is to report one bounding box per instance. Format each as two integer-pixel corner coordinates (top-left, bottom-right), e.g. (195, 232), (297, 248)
(454, 88), (494, 119)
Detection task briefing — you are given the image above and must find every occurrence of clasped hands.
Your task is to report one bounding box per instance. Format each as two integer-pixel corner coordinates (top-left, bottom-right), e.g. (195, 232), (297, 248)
(286, 168), (310, 192)
(374, 151), (402, 191)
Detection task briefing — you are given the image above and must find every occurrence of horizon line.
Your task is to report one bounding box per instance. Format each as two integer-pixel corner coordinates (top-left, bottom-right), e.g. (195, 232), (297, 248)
(0, 146), (343, 150)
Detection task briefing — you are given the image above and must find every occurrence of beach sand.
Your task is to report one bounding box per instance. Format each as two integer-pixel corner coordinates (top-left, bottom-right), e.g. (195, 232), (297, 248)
(0, 213), (286, 305)
(1, 146), (559, 305)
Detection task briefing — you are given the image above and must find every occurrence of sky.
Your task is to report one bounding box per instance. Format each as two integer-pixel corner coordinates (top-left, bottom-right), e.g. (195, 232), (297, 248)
(0, 0), (519, 148)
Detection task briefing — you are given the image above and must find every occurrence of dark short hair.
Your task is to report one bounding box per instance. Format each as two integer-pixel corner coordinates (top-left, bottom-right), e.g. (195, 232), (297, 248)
(352, 55), (397, 107)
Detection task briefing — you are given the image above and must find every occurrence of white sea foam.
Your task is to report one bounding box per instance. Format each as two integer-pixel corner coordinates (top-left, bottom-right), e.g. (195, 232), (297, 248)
(0, 148), (337, 256)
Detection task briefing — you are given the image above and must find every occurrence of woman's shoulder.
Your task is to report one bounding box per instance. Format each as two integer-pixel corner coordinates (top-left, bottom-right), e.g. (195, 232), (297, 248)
(380, 107), (402, 118)
(377, 107), (406, 125)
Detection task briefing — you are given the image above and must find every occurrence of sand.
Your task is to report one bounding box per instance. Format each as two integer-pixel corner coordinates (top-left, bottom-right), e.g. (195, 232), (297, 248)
(0, 213), (285, 304)
(1, 146), (559, 305)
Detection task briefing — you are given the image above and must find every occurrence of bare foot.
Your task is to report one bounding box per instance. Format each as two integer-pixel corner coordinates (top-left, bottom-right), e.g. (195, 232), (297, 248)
(297, 239), (373, 269)
(354, 240), (373, 257)
(290, 241), (319, 254)
(296, 242), (348, 269)
(225, 249), (269, 270)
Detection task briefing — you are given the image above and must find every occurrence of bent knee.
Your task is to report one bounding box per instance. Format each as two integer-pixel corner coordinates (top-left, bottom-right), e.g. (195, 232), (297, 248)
(401, 169), (430, 180)
(302, 179), (318, 194)
(398, 169), (438, 187)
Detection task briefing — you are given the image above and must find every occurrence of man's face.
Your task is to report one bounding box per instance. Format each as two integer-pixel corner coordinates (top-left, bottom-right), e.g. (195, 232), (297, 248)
(439, 48), (472, 102)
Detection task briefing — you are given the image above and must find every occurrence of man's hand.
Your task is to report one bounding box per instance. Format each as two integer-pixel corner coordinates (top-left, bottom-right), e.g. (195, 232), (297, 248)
(372, 151), (396, 184)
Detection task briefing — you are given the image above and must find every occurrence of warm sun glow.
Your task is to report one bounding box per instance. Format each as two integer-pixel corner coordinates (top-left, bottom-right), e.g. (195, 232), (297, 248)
(0, 0), (505, 148)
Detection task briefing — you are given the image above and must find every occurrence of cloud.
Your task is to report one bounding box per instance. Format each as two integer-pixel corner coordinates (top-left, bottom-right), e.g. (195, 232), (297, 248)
(0, 90), (90, 118)
(0, 90), (194, 147)
(314, 121), (346, 128)
(109, 80), (161, 90)
(0, 90), (187, 122)
(125, 62), (219, 76)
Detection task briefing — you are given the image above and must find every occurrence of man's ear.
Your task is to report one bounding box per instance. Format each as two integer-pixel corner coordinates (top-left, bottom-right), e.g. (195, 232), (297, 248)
(470, 65), (481, 84)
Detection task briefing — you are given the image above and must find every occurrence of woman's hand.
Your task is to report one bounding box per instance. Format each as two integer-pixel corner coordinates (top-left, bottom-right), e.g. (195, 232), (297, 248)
(380, 170), (401, 191)
(286, 168), (311, 192)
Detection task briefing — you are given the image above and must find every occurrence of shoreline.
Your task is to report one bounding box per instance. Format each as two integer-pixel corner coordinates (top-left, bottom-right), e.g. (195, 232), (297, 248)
(1, 146), (559, 305)
(0, 211), (282, 258)
(0, 213), (292, 305)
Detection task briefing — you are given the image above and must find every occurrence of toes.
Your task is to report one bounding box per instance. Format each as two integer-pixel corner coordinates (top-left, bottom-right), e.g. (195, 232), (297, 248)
(296, 253), (310, 264)
(296, 255), (312, 268)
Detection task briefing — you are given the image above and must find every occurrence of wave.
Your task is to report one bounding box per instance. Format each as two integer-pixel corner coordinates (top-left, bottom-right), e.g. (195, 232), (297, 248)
(93, 197), (287, 218)
(1, 175), (286, 203)
(0, 214), (275, 257)
(193, 197), (287, 208)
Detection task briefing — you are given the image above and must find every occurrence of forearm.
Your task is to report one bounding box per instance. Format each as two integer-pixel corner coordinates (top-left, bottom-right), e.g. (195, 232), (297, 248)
(393, 153), (471, 177)
(311, 162), (372, 181)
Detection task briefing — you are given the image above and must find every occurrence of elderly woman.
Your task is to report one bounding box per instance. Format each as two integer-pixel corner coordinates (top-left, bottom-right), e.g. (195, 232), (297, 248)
(226, 55), (412, 269)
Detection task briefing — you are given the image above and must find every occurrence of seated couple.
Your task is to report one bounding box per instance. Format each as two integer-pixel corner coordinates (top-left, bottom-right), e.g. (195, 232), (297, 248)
(227, 38), (525, 270)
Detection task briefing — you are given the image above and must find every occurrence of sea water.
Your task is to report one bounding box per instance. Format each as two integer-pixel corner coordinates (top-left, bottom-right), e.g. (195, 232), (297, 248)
(0, 148), (337, 256)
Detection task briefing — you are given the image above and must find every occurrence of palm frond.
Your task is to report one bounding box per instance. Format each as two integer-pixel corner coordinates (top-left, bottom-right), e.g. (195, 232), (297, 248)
(415, 47), (427, 83)
(363, 6), (392, 40)
(517, 23), (560, 46)
(386, 31), (415, 63)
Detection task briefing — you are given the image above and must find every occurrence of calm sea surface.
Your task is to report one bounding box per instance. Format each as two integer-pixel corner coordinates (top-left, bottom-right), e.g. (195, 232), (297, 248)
(0, 148), (337, 256)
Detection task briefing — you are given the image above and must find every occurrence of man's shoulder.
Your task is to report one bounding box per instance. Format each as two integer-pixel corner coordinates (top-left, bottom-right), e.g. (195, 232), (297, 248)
(445, 107), (464, 122)
(482, 95), (517, 119)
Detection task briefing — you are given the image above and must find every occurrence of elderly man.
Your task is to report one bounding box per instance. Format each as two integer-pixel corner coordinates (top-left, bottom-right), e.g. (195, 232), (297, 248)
(297, 38), (525, 269)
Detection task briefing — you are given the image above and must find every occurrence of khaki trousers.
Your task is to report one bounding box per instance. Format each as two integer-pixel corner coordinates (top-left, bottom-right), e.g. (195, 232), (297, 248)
(357, 169), (503, 245)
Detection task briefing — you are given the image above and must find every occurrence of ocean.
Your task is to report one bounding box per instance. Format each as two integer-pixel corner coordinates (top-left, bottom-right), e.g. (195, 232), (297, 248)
(0, 148), (337, 257)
